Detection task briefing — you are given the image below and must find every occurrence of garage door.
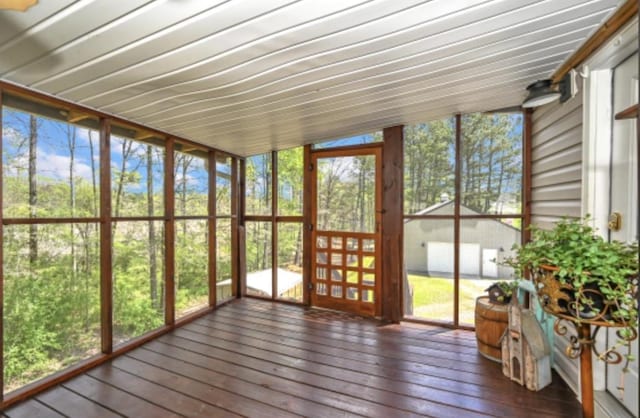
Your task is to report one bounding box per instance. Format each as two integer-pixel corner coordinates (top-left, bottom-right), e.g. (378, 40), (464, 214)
(427, 242), (480, 276)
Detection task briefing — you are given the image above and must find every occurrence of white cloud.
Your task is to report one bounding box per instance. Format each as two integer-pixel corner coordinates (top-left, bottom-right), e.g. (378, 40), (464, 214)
(2, 126), (24, 144)
(38, 149), (95, 182)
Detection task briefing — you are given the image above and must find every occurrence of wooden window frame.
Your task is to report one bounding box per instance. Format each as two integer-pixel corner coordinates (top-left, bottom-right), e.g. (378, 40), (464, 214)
(401, 112), (529, 330)
(0, 83), (241, 408)
(243, 149), (305, 304)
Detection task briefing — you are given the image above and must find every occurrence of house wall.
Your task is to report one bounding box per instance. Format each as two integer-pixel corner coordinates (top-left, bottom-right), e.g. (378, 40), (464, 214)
(530, 91), (584, 395)
(530, 89), (584, 228)
(403, 203), (521, 279)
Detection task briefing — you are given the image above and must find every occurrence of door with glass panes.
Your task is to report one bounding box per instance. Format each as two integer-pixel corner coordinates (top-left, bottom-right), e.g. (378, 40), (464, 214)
(608, 52), (638, 417)
(310, 147), (382, 317)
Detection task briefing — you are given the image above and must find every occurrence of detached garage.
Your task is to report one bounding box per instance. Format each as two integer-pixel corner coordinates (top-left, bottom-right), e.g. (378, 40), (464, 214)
(404, 200), (521, 279)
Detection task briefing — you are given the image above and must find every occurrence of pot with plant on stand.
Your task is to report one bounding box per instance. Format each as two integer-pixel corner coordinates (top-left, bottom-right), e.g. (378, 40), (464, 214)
(501, 216), (638, 418)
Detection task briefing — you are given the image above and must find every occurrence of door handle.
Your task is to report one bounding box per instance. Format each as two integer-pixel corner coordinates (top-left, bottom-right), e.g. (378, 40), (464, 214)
(608, 212), (622, 231)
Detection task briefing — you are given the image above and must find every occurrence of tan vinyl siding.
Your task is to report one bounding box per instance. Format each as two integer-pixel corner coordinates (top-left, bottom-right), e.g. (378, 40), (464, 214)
(530, 89), (584, 395)
(531, 90), (584, 225)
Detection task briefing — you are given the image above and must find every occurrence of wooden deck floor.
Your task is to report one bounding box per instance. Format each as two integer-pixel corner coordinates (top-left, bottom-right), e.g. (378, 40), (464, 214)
(4, 298), (582, 418)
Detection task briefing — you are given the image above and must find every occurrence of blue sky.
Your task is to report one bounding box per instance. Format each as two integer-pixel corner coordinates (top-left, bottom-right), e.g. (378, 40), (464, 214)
(2, 108), (218, 196)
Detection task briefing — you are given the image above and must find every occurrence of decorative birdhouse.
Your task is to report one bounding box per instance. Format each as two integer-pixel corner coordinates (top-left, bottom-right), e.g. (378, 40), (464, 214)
(500, 297), (552, 391)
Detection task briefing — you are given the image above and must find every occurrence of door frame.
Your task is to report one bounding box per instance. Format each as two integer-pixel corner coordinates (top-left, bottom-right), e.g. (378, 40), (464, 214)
(582, 15), (638, 416)
(309, 144), (383, 317)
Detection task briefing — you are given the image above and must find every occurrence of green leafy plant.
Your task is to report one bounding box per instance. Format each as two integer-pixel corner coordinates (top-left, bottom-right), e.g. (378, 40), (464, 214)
(501, 216), (638, 362)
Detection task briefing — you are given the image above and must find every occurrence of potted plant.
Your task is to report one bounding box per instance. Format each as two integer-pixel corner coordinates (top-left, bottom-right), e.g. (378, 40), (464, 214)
(501, 216), (638, 359)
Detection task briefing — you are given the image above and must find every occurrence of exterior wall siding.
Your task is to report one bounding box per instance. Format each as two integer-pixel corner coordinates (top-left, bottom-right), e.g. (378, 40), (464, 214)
(530, 90), (583, 395)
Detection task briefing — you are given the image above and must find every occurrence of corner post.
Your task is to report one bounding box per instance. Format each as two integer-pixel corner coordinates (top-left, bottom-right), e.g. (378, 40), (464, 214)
(381, 125), (403, 323)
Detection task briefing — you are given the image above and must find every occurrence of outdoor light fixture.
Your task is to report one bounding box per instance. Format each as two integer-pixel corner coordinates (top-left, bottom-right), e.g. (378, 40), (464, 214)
(522, 72), (577, 108)
(522, 79), (561, 108)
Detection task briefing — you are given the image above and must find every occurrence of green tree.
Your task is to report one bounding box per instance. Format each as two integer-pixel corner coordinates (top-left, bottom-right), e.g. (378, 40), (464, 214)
(461, 113), (522, 213)
(403, 119), (455, 214)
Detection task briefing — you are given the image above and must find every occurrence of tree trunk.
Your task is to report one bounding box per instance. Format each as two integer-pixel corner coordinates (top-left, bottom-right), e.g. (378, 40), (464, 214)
(88, 131), (100, 264)
(485, 136), (495, 213)
(357, 158), (365, 232)
(147, 146), (158, 309)
(113, 139), (135, 234)
(88, 131), (98, 215)
(67, 126), (78, 300)
(28, 115), (38, 265)
(179, 155), (192, 236)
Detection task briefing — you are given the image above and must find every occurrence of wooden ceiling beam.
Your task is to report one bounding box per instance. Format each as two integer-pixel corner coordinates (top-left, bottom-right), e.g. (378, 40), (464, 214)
(552, 0), (638, 83)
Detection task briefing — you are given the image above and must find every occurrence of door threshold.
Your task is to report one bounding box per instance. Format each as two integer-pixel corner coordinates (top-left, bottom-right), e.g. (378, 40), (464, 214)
(594, 390), (635, 418)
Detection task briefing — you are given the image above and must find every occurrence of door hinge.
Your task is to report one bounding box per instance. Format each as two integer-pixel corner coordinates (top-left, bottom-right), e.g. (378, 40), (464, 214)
(307, 282), (313, 290)
(308, 223), (314, 231)
(308, 163), (314, 171)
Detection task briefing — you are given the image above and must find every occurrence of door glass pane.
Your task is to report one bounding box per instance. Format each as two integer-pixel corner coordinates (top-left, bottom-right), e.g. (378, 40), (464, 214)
(246, 221), (272, 297)
(403, 118), (455, 215)
(403, 219), (454, 323)
(459, 219), (520, 326)
(461, 113), (523, 215)
(607, 54), (638, 413)
(277, 223), (303, 303)
(316, 155), (375, 232)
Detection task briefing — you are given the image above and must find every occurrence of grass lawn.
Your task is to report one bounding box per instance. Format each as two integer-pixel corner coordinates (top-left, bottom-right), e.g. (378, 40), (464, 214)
(407, 274), (497, 325)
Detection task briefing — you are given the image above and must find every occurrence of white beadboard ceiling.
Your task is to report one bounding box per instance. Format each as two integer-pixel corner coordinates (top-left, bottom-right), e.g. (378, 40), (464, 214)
(0, 0), (626, 156)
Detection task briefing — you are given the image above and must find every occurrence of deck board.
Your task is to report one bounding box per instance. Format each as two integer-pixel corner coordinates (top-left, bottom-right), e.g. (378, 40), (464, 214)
(5, 298), (582, 418)
(4, 398), (64, 418)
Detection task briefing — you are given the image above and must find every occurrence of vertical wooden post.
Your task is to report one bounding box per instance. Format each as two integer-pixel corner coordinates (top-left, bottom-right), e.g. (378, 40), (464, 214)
(271, 151), (278, 300)
(99, 118), (113, 353)
(232, 157), (240, 298)
(164, 138), (175, 325)
(522, 109), (533, 308)
(579, 323), (594, 418)
(302, 145), (312, 306)
(522, 109), (533, 245)
(454, 114), (462, 326)
(381, 126), (403, 323)
(208, 150), (217, 306)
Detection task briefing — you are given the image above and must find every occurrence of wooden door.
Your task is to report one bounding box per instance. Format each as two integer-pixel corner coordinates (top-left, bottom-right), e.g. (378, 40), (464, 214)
(310, 147), (382, 317)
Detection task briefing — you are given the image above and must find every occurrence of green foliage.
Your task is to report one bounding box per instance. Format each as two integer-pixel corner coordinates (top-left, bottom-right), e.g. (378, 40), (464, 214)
(277, 148), (303, 216)
(404, 113), (522, 214)
(404, 119), (454, 213)
(175, 220), (209, 315)
(1, 109), (212, 393)
(501, 216), (638, 360)
(3, 224), (101, 392)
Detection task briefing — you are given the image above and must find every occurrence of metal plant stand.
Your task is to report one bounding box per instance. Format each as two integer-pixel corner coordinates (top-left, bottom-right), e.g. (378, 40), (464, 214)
(551, 319), (637, 418)
(533, 267), (638, 418)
